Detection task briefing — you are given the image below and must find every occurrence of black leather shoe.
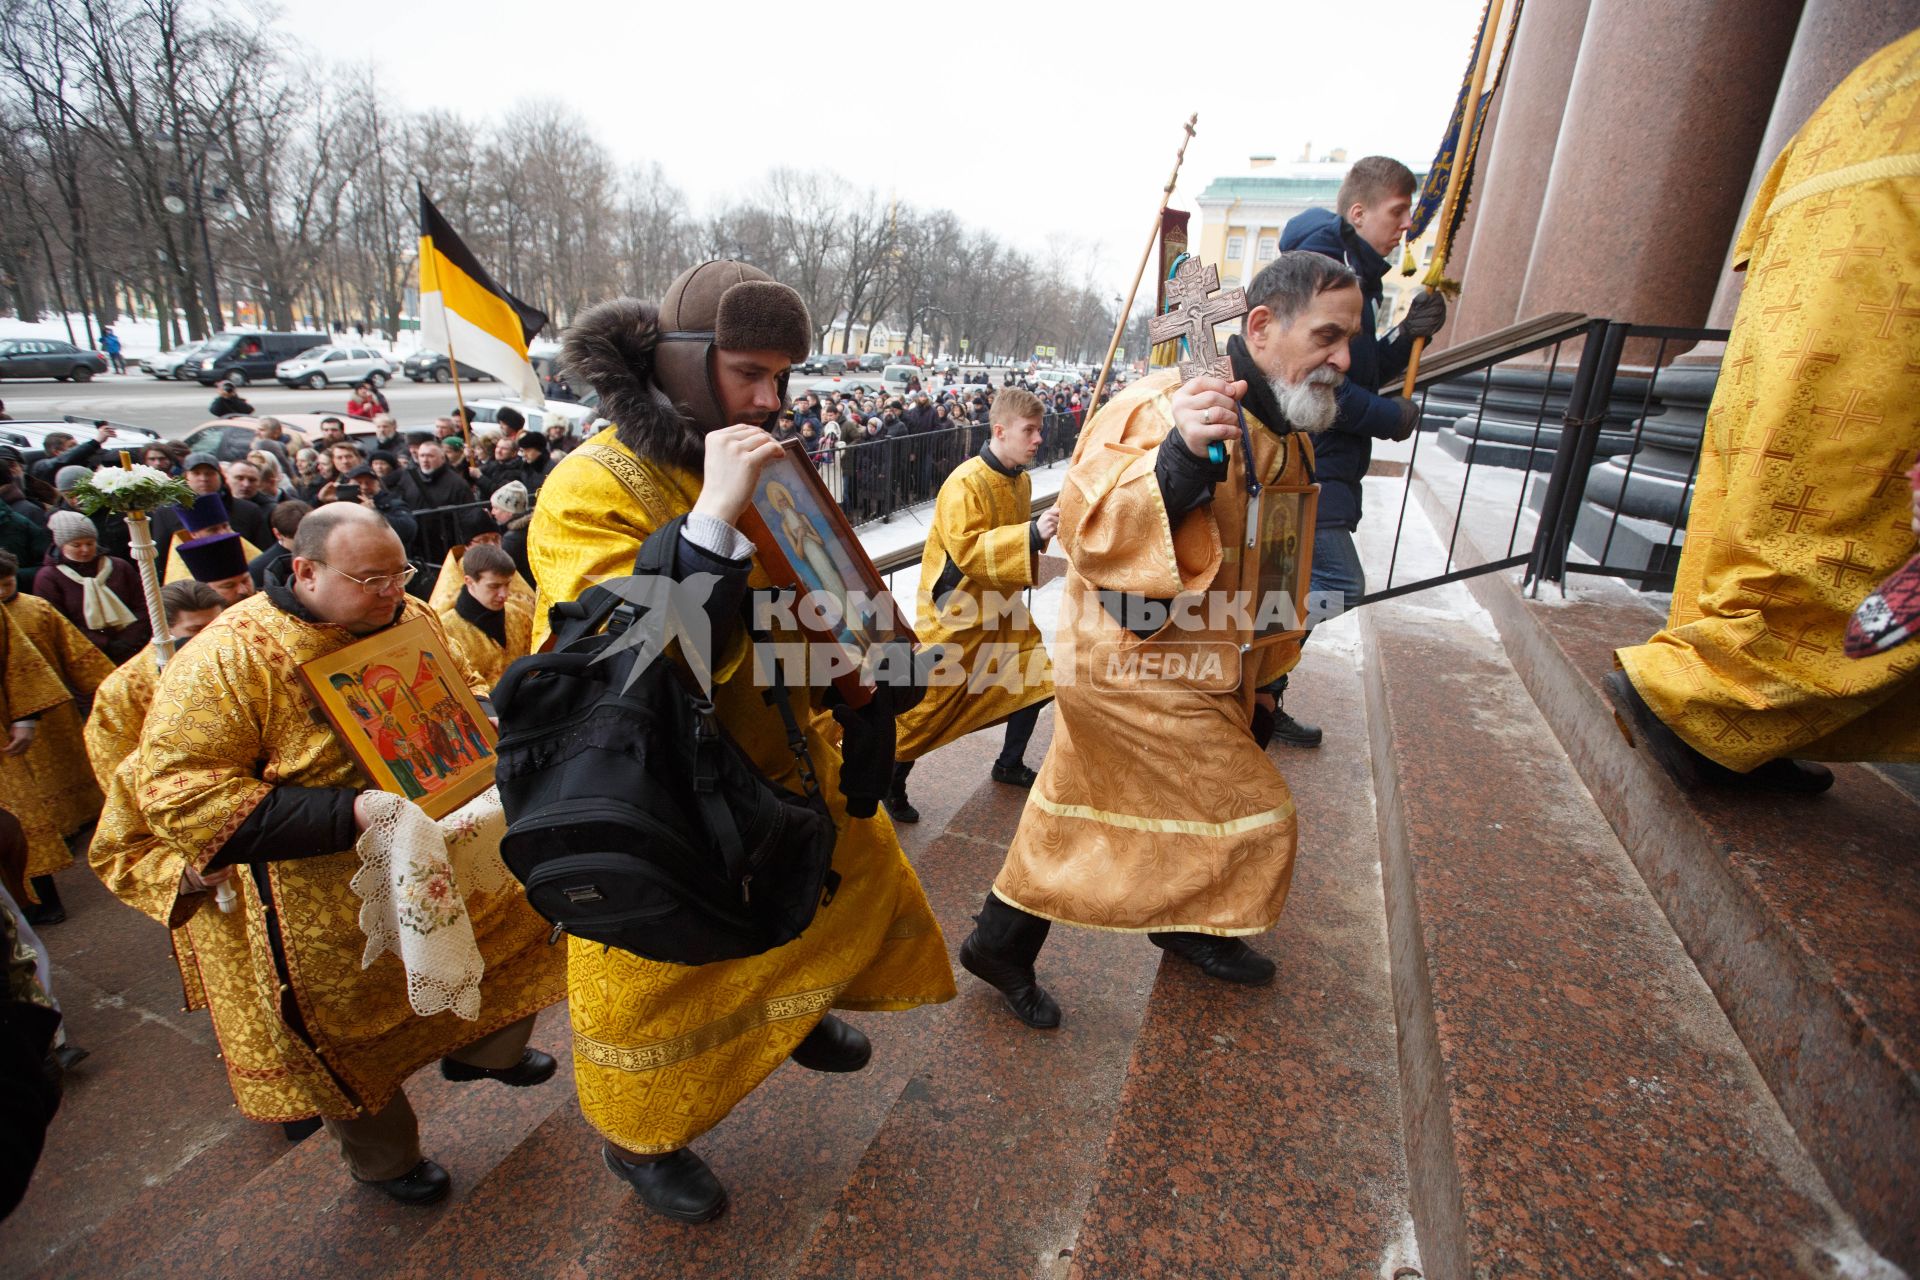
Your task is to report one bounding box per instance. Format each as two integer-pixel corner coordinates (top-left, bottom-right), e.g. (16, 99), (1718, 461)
(883, 791), (920, 824)
(790, 1014), (872, 1073)
(52, 1045), (89, 1072)
(1150, 932), (1276, 986)
(959, 930), (1061, 1029)
(1603, 671), (1834, 794)
(440, 1048), (558, 1087)
(603, 1146), (727, 1223)
(1272, 709), (1323, 748)
(990, 762), (1037, 787)
(354, 1158), (451, 1206)
(282, 1117), (322, 1143)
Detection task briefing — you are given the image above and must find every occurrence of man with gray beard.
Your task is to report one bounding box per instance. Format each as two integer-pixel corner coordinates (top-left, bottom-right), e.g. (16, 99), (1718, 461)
(958, 252), (1362, 1029)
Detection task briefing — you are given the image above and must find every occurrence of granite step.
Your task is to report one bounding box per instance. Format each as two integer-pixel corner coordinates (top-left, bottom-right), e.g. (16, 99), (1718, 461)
(1408, 464), (1920, 1270)
(1362, 587), (1899, 1279)
(1067, 638), (1417, 1280)
(116, 1005), (576, 1280)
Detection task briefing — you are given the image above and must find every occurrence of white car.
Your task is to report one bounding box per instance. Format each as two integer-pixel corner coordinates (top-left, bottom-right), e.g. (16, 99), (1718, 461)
(467, 398), (597, 432)
(275, 345), (395, 389)
(142, 341), (215, 380)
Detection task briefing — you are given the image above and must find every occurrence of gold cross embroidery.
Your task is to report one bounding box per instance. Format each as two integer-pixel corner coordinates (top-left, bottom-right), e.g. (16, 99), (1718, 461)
(1779, 328), (1838, 381)
(1818, 226), (1887, 279)
(1850, 452), (1916, 500)
(1809, 389), (1884, 441)
(1769, 484), (1832, 535)
(1857, 282), (1920, 338)
(1814, 539), (1877, 590)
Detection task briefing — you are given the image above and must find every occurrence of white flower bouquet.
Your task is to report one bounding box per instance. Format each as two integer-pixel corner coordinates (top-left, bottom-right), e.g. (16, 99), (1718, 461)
(68, 464), (194, 517)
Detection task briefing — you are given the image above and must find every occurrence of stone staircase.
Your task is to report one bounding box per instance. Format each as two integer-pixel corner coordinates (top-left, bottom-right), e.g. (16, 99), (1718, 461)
(4, 491), (1914, 1279)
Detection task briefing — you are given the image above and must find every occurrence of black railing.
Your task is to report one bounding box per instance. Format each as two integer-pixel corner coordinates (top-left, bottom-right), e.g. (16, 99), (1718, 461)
(1356, 317), (1725, 608)
(805, 410), (1083, 527)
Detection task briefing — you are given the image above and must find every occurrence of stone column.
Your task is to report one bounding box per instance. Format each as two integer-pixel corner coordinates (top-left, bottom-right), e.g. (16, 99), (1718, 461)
(1448, 0), (1593, 346)
(1512, 0), (1803, 334)
(1705, 0), (1920, 325)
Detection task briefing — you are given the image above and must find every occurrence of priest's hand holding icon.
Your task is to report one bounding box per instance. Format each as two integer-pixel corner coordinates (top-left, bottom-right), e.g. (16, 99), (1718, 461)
(692, 424), (788, 527)
(1171, 375), (1246, 458)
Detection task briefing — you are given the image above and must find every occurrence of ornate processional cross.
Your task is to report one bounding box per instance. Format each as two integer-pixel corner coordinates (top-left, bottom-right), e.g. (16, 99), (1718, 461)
(1149, 258), (1248, 380)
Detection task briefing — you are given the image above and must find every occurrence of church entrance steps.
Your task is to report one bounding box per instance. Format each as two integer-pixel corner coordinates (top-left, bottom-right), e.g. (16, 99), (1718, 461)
(1067, 639), (1417, 1279)
(1362, 584), (1899, 1278)
(1403, 460), (1920, 1271)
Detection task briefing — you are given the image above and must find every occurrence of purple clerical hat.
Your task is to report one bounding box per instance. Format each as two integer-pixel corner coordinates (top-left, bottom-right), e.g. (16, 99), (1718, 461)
(177, 531), (248, 583)
(175, 492), (231, 533)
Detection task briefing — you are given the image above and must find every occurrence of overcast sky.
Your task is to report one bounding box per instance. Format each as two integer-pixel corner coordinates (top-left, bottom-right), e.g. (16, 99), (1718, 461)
(275, 0), (1489, 295)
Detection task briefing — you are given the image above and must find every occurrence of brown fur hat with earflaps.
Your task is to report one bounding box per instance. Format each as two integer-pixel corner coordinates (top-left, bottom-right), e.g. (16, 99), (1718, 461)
(560, 262), (811, 473)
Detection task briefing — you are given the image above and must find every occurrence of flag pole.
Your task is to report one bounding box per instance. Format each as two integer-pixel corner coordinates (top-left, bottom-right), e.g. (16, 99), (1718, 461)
(443, 326), (473, 456)
(1401, 0), (1505, 397)
(1082, 113), (1199, 454)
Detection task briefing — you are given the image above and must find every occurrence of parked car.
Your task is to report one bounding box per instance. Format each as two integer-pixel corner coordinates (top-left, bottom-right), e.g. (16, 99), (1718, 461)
(0, 419), (160, 457)
(402, 350), (494, 383)
(191, 331), (329, 385)
(882, 364), (923, 394)
(800, 354), (848, 375)
(275, 345), (394, 389)
(142, 341), (216, 380)
(179, 413), (377, 463)
(0, 339), (109, 382)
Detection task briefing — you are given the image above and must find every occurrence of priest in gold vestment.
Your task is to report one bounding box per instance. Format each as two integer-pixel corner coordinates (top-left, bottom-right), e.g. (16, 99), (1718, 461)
(92, 505), (565, 1205)
(961, 253), (1363, 1029)
(1609, 28), (1920, 792)
(886, 386), (1057, 824)
(0, 589), (78, 924)
(434, 541), (532, 689)
(0, 550), (113, 917)
(532, 264), (952, 1223)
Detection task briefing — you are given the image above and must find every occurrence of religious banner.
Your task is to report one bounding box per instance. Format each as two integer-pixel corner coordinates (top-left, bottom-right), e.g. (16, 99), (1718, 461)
(300, 614), (498, 819)
(1150, 208), (1192, 368)
(1405, 0), (1526, 262)
(737, 439), (918, 708)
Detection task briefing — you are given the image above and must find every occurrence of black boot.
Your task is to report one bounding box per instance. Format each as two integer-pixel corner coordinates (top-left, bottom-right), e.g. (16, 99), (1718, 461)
(24, 875), (64, 926)
(1268, 675), (1322, 749)
(354, 1159), (451, 1206)
(1149, 932), (1276, 985)
(604, 1146), (727, 1223)
(789, 1014), (872, 1073)
(1603, 671), (1833, 794)
(958, 893), (1060, 1028)
(884, 760), (919, 824)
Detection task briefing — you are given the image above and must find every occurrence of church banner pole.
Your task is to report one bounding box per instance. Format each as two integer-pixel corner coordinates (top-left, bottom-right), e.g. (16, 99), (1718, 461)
(1401, 0), (1506, 397)
(443, 327), (473, 455)
(1082, 113), (1199, 454)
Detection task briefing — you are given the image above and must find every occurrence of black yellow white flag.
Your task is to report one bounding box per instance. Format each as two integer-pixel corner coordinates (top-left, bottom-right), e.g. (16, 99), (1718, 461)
(418, 188), (548, 403)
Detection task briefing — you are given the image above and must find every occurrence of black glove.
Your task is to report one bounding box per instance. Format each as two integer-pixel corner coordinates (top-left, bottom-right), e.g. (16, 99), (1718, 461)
(1403, 290), (1447, 339)
(831, 697), (897, 819)
(1388, 397), (1420, 442)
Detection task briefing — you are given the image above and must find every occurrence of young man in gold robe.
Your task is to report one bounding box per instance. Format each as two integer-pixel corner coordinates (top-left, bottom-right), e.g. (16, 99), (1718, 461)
(426, 508), (536, 617)
(435, 542), (531, 688)
(885, 386), (1058, 823)
(0, 588), (80, 926)
(93, 504), (566, 1204)
(0, 550), (113, 921)
(531, 262), (954, 1223)
(84, 580), (226, 1013)
(1608, 29), (1920, 791)
(961, 252), (1363, 1029)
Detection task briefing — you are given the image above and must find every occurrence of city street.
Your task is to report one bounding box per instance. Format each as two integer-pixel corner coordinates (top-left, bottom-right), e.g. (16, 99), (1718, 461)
(0, 370), (496, 439)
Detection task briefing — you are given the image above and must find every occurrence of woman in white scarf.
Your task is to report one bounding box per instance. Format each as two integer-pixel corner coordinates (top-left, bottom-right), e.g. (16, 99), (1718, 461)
(31, 511), (150, 663)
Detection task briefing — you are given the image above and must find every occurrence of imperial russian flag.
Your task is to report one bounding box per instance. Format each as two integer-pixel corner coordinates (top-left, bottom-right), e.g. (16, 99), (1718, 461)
(417, 187), (549, 403)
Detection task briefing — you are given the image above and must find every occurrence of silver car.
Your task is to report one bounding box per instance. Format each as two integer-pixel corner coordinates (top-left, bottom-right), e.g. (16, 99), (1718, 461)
(143, 341), (215, 380)
(274, 344), (395, 389)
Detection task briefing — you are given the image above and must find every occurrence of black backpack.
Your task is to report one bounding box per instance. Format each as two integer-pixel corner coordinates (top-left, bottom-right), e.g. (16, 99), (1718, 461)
(491, 536), (840, 966)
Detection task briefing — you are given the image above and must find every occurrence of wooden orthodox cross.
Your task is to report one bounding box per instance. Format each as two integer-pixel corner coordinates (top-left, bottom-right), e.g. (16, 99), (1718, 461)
(1148, 257), (1248, 380)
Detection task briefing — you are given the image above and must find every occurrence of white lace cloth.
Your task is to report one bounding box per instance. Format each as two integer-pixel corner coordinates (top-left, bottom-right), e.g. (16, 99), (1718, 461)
(349, 787), (513, 1020)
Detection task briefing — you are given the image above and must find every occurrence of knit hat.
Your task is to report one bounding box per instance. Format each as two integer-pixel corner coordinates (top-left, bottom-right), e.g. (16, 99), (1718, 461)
(177, 532), (248, 583)
(49, 511), (98, 546)
(55, 465), (93, 493)
(490, 480), (530, 516)
(175, 493), (231, 532)
(516, 432), (548, 457)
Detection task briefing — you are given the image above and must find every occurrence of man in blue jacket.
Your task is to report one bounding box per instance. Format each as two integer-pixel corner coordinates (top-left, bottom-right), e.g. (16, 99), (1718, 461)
(1272, 155), (1446, 746)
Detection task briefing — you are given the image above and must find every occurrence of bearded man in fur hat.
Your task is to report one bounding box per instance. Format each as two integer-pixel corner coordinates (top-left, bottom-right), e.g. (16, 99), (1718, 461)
(528, 261), (955, 1224)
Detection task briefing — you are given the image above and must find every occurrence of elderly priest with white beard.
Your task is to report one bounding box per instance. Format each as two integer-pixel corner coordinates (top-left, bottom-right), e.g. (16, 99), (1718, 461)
(960, 252), (1363, 1029)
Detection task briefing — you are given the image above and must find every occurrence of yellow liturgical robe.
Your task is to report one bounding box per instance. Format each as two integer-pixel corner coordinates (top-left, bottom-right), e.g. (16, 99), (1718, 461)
(3, 591), (113, 883)
(529, 428), (954, 1155)
(1616, 29), (1920, 771)
(436, 595), (532, 690)
(0, 604), (78, 890)
(86, 644), (208, 1010)
(893, 446), (1055, 763)
(91, 593), (565, 1122)
(994, 370), (1310, 935)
